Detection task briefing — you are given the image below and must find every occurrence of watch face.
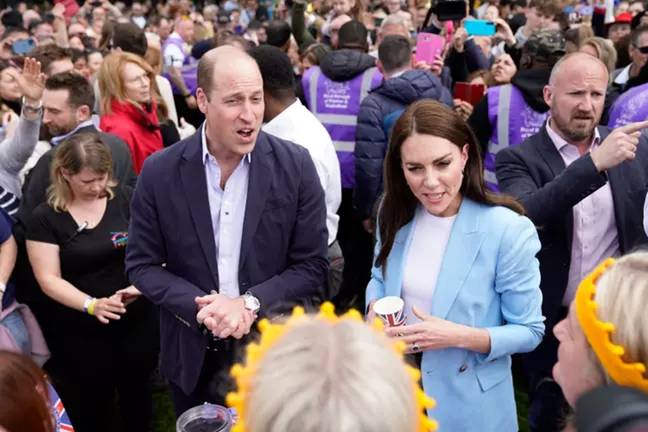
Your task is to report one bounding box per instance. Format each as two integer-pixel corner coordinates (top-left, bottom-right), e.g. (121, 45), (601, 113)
(244, 294), (260, 311)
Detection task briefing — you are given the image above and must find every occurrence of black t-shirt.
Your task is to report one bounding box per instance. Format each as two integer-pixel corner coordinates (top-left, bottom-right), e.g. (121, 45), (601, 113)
(26, 187), (158, 355)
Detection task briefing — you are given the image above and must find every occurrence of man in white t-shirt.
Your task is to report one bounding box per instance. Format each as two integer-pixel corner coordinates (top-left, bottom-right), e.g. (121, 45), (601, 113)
(251, 45), (344, 299)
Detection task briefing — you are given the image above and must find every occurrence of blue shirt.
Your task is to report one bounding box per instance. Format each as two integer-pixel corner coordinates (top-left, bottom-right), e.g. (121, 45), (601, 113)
(201, 125), (250, 299)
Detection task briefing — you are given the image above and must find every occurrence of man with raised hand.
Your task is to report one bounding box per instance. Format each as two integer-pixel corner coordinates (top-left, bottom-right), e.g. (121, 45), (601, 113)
(496, 52), (648, 432)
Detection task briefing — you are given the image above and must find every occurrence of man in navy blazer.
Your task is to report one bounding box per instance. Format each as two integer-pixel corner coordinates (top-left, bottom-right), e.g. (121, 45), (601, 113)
(125, 46), (328, 415)
(496, 52), (648, 431)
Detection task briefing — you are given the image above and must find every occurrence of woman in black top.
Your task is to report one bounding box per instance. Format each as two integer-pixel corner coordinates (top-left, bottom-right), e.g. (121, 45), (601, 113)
(25, 133), (158, 432)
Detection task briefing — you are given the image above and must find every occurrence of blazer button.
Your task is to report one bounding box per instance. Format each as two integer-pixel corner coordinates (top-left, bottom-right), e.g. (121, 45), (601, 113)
(459, 364), (468, 373)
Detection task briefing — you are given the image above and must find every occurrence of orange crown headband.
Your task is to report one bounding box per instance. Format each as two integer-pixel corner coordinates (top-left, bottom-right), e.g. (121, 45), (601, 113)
(575, 258), (648, 393)
(226, 302), (438, 432)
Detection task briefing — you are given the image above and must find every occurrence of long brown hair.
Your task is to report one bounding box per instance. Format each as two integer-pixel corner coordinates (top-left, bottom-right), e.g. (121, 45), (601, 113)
(0, 351), (54, 432)
(376, 100), (524, 270)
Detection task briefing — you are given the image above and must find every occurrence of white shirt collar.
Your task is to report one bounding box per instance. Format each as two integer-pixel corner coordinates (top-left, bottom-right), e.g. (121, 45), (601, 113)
(201, 123), (252, 165)
(614, 64), (632, 85)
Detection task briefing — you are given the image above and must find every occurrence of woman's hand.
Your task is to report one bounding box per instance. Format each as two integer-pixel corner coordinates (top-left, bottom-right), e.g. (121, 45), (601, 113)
(452, 27), (468, 53)
(492, 18), (515, 46)
(365, 299), (377, 324)
(385, 306), (464, 354)
(92, 295), (126, 324)
(454, 98), (474, 120)
(115, 285), (142, 306)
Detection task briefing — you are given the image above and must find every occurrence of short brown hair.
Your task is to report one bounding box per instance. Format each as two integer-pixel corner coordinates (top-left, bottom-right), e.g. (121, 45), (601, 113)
(47, 133), (116, 212)
(29, 44), (72, 76)
(45, 71), (95, 111)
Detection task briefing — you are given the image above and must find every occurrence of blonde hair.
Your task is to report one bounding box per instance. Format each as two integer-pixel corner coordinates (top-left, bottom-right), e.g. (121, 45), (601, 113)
(246, 318), (418, 432)
(97, 51), (166, 119)
(581, 37), (618, 79)
(47, 133), (117, 212)
(594, 251), (648, 376)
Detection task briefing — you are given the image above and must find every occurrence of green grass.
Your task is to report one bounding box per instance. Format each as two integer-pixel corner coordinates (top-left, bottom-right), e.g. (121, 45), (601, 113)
(153, 387), (175, 432)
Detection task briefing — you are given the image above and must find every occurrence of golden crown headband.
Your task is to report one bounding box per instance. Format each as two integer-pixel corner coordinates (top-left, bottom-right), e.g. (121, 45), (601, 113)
(226, 302), (438, 432)
(575, 258), (648, 393)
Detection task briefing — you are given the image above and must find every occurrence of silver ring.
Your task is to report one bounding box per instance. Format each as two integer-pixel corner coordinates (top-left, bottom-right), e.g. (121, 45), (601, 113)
(412, 343), (420, 352)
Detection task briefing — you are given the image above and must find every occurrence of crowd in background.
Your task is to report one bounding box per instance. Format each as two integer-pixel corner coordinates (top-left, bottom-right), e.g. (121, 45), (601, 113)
(0, 0), (647, 430)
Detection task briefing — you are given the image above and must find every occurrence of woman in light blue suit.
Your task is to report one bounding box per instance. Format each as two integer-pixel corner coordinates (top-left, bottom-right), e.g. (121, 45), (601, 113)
(366, 100), (544, 432)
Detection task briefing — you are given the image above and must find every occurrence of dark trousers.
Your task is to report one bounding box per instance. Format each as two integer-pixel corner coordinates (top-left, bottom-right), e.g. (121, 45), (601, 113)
(46, 351), (157, 432)
(526, 306), (570, 432)
(170, 342), (242, 418)
(334, 188), (374, 311)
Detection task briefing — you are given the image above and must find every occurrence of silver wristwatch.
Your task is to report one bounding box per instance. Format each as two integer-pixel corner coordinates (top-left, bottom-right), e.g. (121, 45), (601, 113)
(242, 292), (260, 313)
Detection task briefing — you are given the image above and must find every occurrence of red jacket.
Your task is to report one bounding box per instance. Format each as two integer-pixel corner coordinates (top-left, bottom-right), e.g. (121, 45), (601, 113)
(100, 100), (163, 174)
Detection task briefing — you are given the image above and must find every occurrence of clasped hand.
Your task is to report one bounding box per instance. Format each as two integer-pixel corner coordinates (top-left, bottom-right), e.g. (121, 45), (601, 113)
(195, 293), (256, 340)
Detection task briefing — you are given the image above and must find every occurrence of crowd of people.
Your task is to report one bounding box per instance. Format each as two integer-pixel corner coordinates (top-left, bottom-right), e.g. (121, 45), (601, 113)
(0, 0), (647, 430)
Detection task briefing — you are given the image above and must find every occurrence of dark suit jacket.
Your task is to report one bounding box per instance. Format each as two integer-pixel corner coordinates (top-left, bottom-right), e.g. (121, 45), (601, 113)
(18, 125), (137, 222)
(495, 125), (648, 372)
(125, 128), (328, 394)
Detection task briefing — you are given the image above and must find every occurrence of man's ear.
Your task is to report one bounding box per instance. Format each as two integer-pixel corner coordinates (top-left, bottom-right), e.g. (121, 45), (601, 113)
(196, 87), (209, 114)
(77, 105), (92, 123)
(543, 84), (553, 108)
(376, 59), (385, 75)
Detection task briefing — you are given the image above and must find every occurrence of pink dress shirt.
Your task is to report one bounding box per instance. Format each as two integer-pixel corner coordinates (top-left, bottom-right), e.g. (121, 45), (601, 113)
(546, 122), (620, 305)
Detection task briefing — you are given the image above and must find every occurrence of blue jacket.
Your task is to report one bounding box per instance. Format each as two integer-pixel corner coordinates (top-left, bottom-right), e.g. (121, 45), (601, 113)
(354, 69), (452, 218)
(366, 199), (544, 431)
(125, 128), (329, 394)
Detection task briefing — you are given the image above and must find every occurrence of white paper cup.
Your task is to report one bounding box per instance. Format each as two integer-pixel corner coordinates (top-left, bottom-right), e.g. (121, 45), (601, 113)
(373, 296), (405, 327)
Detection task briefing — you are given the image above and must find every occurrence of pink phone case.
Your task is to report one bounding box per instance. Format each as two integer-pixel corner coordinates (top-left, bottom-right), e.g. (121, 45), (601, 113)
(415, 33), (445, 64)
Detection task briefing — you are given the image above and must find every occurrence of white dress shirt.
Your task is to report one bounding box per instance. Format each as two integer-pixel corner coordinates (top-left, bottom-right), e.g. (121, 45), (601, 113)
(202, 125), (250, 299)
(402, 206), (456, 324)
(546, 122), (620, 305)
(263, 99), (341, 245)
(644, 192), (648, 236)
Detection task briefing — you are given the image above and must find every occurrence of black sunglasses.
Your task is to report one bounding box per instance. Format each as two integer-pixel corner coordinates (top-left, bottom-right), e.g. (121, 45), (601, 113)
(635, 45), (648, 54)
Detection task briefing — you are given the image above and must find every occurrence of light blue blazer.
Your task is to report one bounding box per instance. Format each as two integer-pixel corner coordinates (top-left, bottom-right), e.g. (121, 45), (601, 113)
(366, 199), (545, 432)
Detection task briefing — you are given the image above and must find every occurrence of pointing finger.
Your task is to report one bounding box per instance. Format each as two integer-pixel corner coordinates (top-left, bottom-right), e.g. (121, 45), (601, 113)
(616, 119), (648, 135)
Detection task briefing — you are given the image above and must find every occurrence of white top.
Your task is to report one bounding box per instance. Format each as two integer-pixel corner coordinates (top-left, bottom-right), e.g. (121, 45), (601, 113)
(202, 125), (251, 298)
(613, 64), (632, 86)
(163, 32), (186, 68)
(402, 206), (457, 324)
(263, 99), (342, 245)
(644, 192), (648, 237)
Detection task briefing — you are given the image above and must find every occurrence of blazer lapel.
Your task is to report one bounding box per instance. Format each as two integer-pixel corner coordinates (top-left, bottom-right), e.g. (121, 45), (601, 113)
(239, 133), (273, 270)
(179, 126), (219, 288)
(431, 199), (486, 320)
(384, 219), (415, 298)
(536, 126), (566, 179)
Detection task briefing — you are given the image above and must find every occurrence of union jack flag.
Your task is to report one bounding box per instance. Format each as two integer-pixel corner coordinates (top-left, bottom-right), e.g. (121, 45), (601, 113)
(48, 384), (75, 432)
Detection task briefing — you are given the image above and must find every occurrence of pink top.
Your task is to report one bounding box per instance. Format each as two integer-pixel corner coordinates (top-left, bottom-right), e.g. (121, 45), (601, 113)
(546, 122), (619, 305)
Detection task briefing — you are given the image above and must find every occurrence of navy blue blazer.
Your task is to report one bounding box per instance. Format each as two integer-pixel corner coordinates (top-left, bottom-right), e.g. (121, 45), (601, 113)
(495, 125), (648, 372)
(125, 128), (329, 394)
